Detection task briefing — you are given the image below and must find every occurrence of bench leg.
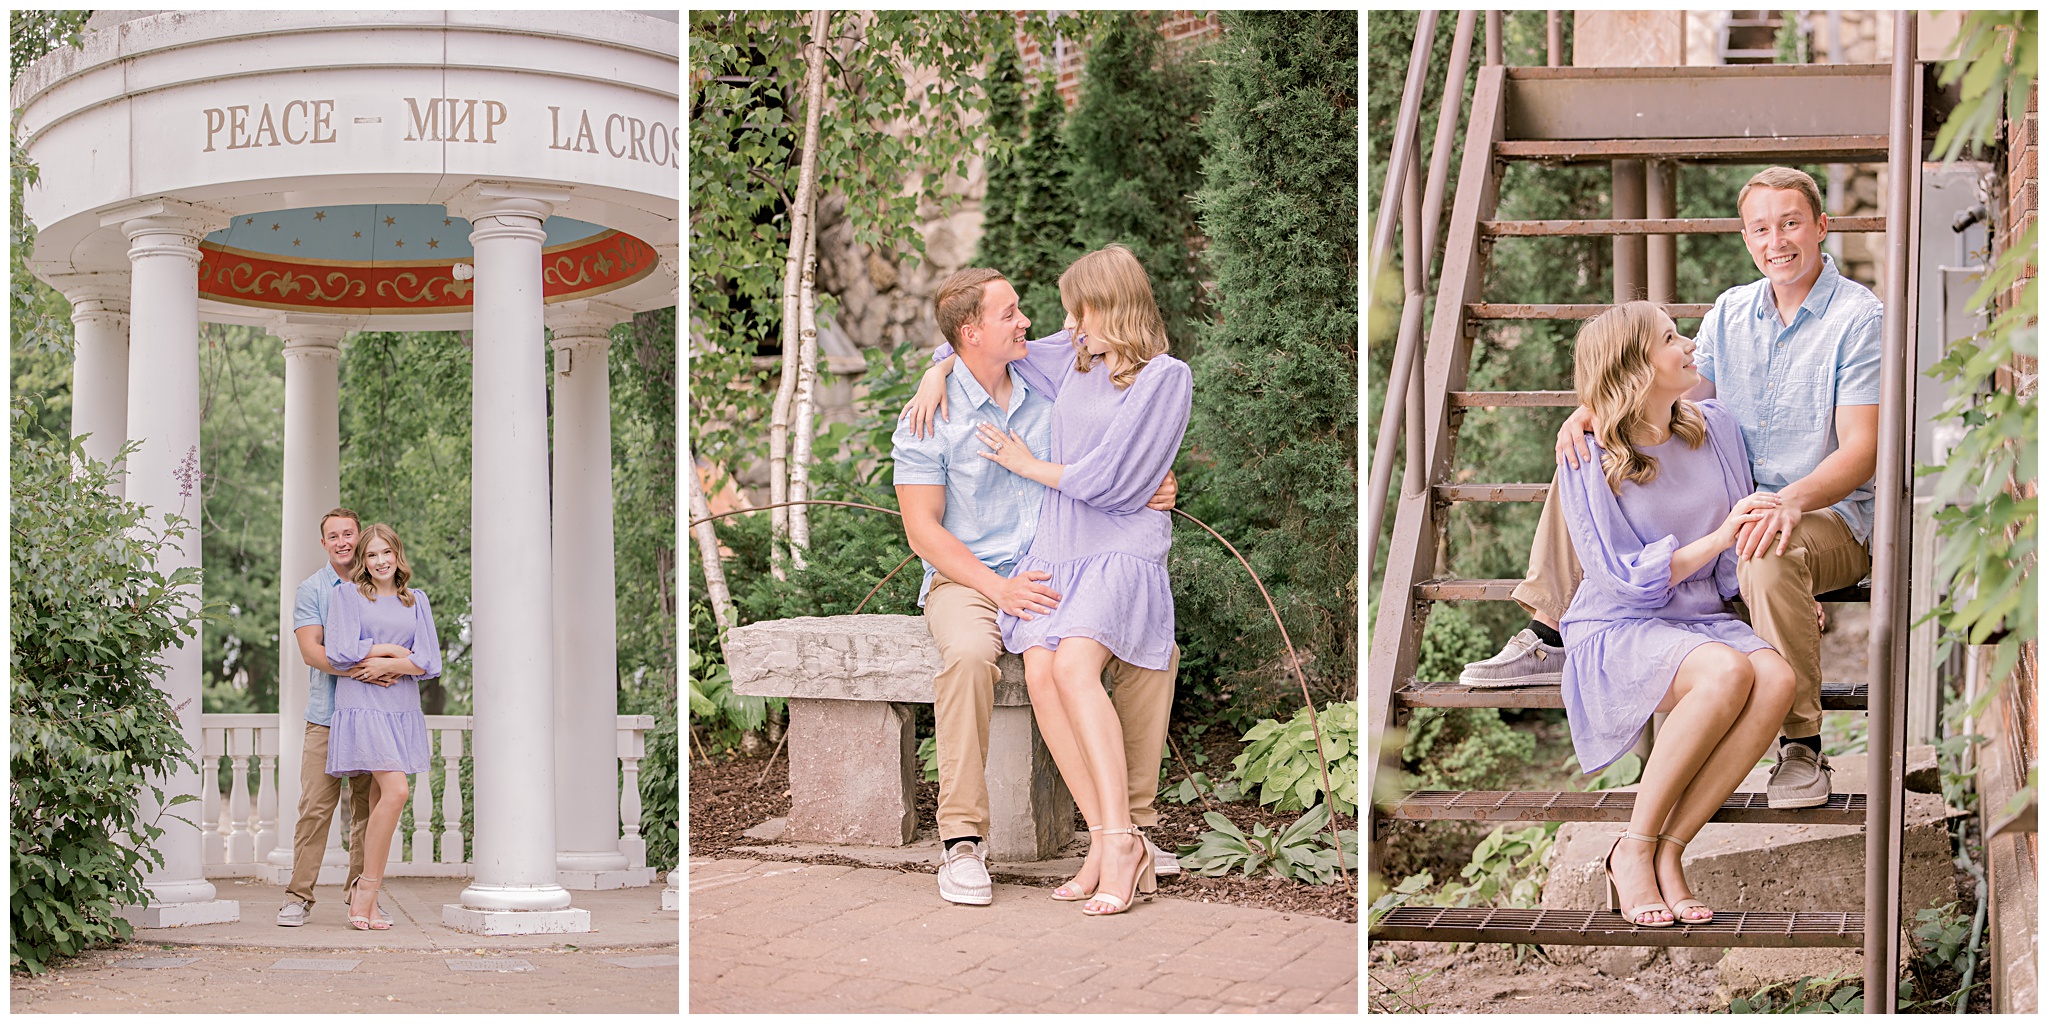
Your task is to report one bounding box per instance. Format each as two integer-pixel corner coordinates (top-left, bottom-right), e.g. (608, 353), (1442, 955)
(783, 697), (916, 846)
(985, 704), (1075, 863)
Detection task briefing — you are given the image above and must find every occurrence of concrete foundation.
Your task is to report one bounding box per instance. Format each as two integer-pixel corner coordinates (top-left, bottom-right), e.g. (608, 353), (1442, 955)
(441, 905), (593, 936)
(116, 899), (241, 929)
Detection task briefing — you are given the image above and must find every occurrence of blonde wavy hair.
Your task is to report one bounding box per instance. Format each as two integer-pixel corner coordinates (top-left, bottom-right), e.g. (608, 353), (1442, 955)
(349, 523), (417, 607)
(1573, 301), (1707, 495)
(1057, 244), (1169, 390)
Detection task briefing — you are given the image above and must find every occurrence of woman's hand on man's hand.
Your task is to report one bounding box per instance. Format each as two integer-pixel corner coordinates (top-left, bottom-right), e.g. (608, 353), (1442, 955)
(349, 657), (405, 686)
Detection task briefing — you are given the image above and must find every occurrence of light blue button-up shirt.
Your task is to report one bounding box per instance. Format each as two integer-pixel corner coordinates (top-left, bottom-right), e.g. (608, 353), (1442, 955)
(1693, 252), (1885, 543)
(293, 564), (343, 726)
(891, 359), (1053, 606)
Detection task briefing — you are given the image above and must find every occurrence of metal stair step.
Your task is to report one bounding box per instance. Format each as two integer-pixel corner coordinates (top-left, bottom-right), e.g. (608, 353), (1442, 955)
(1417, 578), (1872, 603)
(1452, 390), (1578, 407)
(1395, 680), (1870, 712)
(1373, 907), (1864, 947)
(1386, 790), (1865, 825)
(1484, 215), (1884, 236)
(1437, 483), (1548, 503)
(1468, 302), (1714, 320)
(1493, 135), (1889, 163)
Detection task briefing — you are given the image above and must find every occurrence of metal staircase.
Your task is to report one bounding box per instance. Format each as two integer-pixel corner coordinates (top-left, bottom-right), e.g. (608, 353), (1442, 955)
(1367, 13), (1925, 1008)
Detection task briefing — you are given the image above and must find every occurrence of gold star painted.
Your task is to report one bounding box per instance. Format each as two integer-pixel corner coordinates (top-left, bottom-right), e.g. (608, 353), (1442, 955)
(393, 239), (405, 248)
(427, 238), (440, 249)
(245, 217), (255, 225)
(292, 239), (301, 247)
(313, 211), (326, 221)
(384, 215), (397, 227)
(443, 218), (452, 226)
(353, 231), (363, 239)
(271, 223), (281, 231)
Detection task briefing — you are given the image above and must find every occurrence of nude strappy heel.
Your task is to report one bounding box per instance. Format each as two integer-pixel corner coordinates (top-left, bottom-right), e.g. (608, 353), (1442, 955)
(1052, 825), (1104, 901)
(1658, 833), (1712, 924)
(1604, 831), (1673, 927)
(1082, 827), (1155, 917)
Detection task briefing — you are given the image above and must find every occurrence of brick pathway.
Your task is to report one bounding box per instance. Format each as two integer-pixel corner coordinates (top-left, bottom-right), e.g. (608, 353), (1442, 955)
(689, 858), (1357, 1013)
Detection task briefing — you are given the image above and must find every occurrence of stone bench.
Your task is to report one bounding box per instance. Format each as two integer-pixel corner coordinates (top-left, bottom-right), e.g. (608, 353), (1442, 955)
(725, 614), (1073, 862)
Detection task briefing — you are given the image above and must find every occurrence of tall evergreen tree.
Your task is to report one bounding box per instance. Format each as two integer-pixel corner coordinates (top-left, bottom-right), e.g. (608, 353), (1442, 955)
(1177, 10), (1358, 717)
(972, 39), (1028, 277)
(1009, 76), (1080, 330)
(1064, 11), (1210, 352)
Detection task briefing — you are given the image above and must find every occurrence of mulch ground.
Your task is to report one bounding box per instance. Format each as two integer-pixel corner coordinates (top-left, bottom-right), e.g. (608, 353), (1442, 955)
(688, 736), (1357, 924)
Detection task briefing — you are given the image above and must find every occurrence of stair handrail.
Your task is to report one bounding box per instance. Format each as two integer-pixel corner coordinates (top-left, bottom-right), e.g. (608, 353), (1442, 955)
(1864, 9), (1920, 1011)
(1366, 11), (1474, 597)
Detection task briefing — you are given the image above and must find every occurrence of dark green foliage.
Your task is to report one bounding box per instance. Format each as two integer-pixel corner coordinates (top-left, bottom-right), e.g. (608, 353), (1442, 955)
(612, 309), (679, 718)
(1178, 10), (1356, 725)
(973, 40), (1030, 281)
(976, 65), (1081, 333)
(197, 324), (285, 715)
(11, 401), (205, 975)
(338, 331), (476, 713)
(10, 102), (72, 441)
(10, 10), (90, 85)
(1065, 11), (1211, 354)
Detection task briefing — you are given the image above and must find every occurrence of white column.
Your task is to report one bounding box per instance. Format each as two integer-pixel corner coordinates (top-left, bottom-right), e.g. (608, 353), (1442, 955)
(104, 199), (237, 927)
(445, 182), (589, 934)
(265, 318), (350, 882)
(548, 300), (652, 890)
(51, 274), (132, 492)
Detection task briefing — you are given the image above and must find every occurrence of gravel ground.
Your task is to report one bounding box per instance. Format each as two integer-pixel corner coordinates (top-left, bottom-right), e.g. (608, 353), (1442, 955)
(689, 740), (1356, 923)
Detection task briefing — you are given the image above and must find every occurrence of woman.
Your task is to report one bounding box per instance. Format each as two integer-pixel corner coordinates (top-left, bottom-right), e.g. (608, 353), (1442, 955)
(909, 244), (1191, 916)
(1557, 301), (1796, 927)
(323, 523), (441, 931)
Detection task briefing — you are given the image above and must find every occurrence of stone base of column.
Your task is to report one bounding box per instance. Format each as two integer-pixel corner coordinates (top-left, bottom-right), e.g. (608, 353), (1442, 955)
(116, 900), (241, 928)
(661, 871), (680, 911)
(785, 697), (917, 846)
(442, 905), (592, 935)
(557, 866), (658, 891)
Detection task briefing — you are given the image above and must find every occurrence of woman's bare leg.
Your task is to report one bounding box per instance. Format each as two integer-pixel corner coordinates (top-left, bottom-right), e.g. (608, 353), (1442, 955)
(1653, 649), (1796, 910)
(350, 771), (408, 921)
(1611, 643), (1755, 923)
(1025, 646), (1105, 895)
(1044, 638), (1142, 913)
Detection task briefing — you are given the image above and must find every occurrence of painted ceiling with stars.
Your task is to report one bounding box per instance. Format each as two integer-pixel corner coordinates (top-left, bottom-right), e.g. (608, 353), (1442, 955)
(197, 204), (658, 315)
(206, 204), (606, 262)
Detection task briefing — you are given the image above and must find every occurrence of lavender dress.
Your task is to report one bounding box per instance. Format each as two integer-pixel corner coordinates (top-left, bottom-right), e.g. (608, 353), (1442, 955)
(999, 332), (1192, 670)
(324, 583), (440, 776)
(1558, 400), (1775, 774)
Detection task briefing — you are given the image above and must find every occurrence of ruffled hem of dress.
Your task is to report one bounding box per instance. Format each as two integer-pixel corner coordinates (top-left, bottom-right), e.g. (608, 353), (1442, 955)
(326, 707), (430, 776)
(1564, 622), (1773, 774)
(1000, 550), (1175, 670)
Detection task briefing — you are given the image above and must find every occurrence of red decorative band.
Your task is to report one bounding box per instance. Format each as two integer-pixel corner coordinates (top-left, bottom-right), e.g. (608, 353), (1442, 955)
(196, 230), (657, 314)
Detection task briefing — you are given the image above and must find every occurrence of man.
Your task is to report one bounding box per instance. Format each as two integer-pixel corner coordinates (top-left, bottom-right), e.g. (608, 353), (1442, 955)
(1460, 166), (1881, 809)
(277, 508), (375, 926)
(893, 267), (1181, 905)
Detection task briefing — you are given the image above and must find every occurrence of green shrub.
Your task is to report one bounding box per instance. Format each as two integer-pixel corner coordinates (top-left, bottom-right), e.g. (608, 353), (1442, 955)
(1229, 700), (1358, 816)
(11, 404), (206, 975)
(1400, 706), (1538, 793)
(638, 689), (680, 874)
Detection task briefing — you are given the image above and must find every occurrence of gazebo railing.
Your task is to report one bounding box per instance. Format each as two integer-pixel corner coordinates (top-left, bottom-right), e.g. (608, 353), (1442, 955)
(198, 713), (658, 878)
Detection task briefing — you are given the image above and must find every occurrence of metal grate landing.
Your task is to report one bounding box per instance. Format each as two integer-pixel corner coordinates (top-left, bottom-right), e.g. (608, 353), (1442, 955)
(1372, 908), (1864, 947)
(1387, 789), (1865, 824)
(1396, 680), (1870, 712)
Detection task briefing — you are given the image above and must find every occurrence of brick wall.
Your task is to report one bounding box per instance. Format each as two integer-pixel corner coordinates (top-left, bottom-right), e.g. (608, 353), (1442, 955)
(1997, 79), (2037, 869)
(1018, 11), (1222, 107)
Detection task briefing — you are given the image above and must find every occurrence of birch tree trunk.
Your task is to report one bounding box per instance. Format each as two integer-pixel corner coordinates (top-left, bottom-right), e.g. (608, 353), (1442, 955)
(788, 223), (821, 567)
(685, 448), (736, 634)
(768, 7), (833, 580)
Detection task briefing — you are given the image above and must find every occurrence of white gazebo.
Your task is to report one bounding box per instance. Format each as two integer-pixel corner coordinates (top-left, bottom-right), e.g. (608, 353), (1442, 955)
(13, 10), (679, 934)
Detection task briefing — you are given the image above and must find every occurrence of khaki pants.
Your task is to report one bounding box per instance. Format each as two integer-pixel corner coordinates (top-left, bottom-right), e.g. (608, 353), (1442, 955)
(924, 573), (1178, 842)
(1513, 476), (1870, 740)
(286, 722), (372, 907)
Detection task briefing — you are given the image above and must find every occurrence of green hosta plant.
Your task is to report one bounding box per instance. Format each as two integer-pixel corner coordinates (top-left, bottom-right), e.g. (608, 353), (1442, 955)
(1179, 803), (1358, 885)
(917, 736), (938, 784)
(1725, 972), (1863, 1014)
(1166, 770), (1244, 806)
(1429, 821), (1558, 910)
(1231, 700), (1358, 816)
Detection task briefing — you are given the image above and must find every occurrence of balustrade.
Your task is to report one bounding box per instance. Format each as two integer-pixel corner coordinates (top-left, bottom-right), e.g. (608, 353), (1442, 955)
(199, 713), (661, 879)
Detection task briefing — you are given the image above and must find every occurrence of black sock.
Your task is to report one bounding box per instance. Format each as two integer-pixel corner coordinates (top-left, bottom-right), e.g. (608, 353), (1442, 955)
(1529, 621), (1564, 648)
(945, 835), (982, 851)
(1782, 735), (1822, 756)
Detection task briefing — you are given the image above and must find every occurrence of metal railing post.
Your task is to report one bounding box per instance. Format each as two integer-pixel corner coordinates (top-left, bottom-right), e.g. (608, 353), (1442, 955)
(1865, 9), (1918, 1011)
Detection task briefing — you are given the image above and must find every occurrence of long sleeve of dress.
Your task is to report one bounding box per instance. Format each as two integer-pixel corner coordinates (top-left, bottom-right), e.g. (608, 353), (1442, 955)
(323, 584), (370, 670)
(409, 591), (444, 680)
(1700, 400), (1758, 602)
(1059, 356), (1193, 515)
(1558, 441), (1683, 613)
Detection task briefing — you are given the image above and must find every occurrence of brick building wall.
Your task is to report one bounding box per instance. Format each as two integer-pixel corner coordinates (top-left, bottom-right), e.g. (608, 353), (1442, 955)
(1019, 11), (1221, 107)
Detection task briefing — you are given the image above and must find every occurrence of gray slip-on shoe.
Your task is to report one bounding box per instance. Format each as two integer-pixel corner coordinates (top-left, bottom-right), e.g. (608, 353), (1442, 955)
(938, 840), (993, 905)
(276, 899), (311, 927)
(1766, 744), (1834, 809)
(1458, 628), (1565, 687)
